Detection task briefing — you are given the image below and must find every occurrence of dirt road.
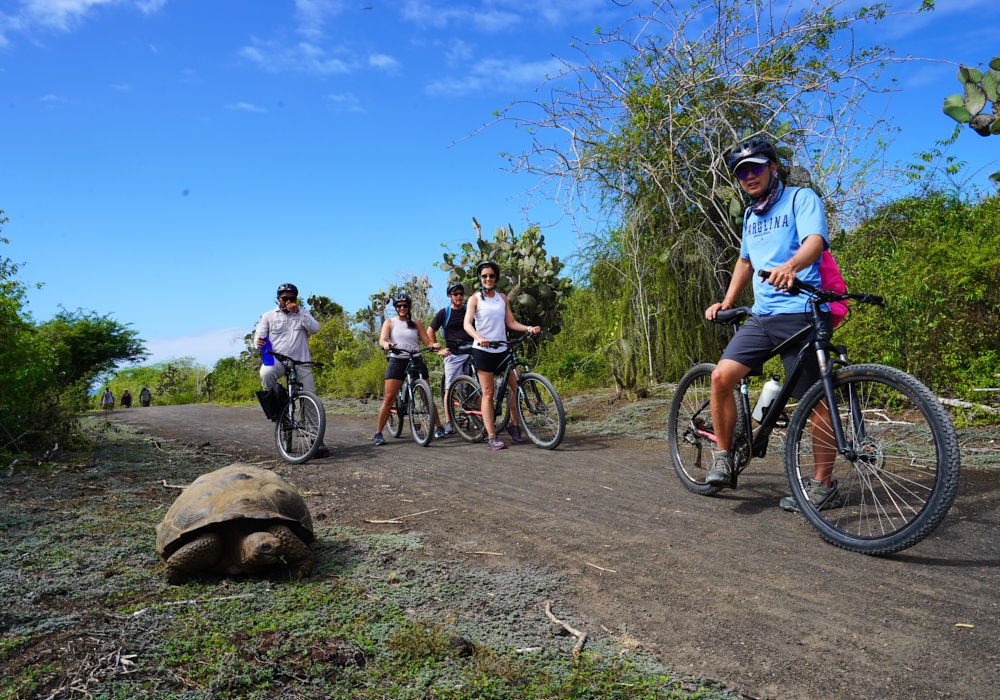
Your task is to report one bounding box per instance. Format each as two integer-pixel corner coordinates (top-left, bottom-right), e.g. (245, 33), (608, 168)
(107, 404), (1000, 700)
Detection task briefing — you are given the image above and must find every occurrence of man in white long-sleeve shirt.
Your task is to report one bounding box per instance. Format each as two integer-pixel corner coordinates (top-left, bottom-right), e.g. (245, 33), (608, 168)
(254, 283), (327, 457)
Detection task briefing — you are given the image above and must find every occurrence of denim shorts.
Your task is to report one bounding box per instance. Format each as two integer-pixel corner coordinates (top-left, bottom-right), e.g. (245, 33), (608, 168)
(720, 312), (828, 399)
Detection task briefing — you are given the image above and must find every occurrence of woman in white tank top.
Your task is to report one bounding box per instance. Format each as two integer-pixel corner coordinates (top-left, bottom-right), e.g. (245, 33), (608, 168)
(373, 292), (444, 445)
(464, 261), (541, 451)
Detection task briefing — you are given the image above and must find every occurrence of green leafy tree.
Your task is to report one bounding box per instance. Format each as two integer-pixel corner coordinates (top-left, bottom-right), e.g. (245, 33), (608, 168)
(439, 218), (572, 342)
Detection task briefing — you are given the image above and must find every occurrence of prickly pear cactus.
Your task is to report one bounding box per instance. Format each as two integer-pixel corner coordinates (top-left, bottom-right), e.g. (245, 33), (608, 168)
(942, 58), (1000, 181)
(438, 219), (572, 343)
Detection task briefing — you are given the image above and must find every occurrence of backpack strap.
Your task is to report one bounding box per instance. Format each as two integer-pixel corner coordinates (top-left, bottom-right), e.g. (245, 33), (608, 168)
(444, 305), (451, 328)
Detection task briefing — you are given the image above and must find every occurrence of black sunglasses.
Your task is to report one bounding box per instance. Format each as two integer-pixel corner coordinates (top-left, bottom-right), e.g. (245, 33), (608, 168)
(395, 303), (411, 309)
(480, 273), (496, 280)
(736, 163), (768, 180)
(279, 296), (296, 302)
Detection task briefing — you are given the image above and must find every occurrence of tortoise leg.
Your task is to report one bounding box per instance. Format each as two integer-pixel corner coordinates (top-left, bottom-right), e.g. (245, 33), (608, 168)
(267, 524), (314, 579)
(164, 532), (223, 584)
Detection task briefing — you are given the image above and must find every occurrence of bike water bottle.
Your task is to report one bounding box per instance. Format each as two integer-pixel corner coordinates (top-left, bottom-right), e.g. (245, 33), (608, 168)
(261, 336), (274, 366)
(752, 377), (781, 423)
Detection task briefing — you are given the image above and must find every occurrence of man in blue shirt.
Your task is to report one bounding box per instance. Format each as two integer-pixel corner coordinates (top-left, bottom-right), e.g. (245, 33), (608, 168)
(703, 137), (839, 511)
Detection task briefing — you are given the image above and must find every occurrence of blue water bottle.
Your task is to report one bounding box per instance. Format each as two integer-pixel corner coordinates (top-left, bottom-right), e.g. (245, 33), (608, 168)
(261, 336), (274, 366)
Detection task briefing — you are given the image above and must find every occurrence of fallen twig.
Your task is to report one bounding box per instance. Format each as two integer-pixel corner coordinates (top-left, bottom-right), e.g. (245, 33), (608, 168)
(6, 459), (18, 478)
(158, 479), (187, 490)
(544, 600), (587, 656)
(939, 397), (1000, 415)
(600, 486), (614, 491)
(159, 593), (255, 607)
(364, 518), (403, 524)
(586, 562), (617, 573)
(515, 647), (542, 654)
(463, 551), (504, 556)
(363, 508), (438, 525)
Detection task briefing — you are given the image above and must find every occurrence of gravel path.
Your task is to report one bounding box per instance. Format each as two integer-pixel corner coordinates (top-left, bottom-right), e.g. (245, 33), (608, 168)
(107, 404), (1000, 700)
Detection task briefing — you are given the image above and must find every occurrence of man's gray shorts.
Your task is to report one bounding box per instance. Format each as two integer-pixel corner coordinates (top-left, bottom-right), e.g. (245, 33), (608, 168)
(720, 312), (828, 399)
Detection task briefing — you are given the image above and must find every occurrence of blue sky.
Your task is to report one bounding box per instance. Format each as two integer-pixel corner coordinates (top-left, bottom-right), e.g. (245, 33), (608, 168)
(0, 0), (995, 367)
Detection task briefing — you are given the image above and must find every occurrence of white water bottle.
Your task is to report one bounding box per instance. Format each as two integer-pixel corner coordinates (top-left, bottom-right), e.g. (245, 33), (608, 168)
(752, 377), (782, 423)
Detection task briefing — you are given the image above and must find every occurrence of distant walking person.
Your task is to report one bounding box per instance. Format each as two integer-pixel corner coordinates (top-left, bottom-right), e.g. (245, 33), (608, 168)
(100, 387), (114, 411)
(120, 389), (133, 409)
(430, 281), (474, 435)
(254, 283), (329, 458)
(139, 386), (152, 407)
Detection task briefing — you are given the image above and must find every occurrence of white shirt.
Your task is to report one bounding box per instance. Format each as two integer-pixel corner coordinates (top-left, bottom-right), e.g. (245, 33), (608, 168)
(474, 292), (507, 353)
(254, 307), (320, 362)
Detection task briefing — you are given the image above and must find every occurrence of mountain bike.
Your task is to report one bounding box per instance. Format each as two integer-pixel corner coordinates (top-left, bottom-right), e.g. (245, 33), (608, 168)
(385, 347), (437, 447)
(667, 271), (960, 554)
(268, 351), (327, 464)
(446, 333), (566, 449)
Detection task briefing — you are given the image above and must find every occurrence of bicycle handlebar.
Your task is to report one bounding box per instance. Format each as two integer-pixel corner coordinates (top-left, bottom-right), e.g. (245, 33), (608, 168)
(457, 332), (536, 352)
(267, 351), (324, 368)
(757, 269), (884, 307)
(386, 345), (437, 357)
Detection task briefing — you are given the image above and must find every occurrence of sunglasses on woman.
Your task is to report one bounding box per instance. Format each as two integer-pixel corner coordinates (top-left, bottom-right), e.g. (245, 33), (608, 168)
(480, 274), (496, 280)
(735, 163), (768, 180)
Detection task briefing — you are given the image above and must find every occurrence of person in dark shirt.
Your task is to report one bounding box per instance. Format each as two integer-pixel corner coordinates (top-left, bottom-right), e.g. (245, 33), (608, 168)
(430, 282), (475, 435)
(120, 389), (133, 408)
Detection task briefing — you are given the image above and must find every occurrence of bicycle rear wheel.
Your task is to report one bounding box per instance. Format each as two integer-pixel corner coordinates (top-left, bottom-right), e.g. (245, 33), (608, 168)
(447, 375), (485, 443)
(387, 393), (405, 438)
(667, 363), (747, 495)
(275, 391), (326, 464)
(409, 379), (434, 447)
(785, 364), (960, 554)
(515, 372), (565, 449)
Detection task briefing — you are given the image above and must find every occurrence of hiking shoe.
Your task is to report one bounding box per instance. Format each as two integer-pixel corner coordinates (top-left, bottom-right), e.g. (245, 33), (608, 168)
(505, 423), (524, 445)
(373, 432), (386, 446)
(705, 450), (733, 487)
(780, 478), (843, 512)
(487, 435), (506, 451)
(435, 427), (447, 438)
(314, 446), (330, 459)
(444, 421), (455, 435)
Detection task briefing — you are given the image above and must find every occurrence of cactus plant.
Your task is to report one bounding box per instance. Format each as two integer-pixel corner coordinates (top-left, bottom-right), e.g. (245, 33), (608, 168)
(942, 58), (1000, 181)
(438, 219), (572, 343)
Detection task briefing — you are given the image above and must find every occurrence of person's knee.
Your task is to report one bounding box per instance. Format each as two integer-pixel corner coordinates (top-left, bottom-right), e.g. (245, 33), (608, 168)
(711, 365), (740, 394)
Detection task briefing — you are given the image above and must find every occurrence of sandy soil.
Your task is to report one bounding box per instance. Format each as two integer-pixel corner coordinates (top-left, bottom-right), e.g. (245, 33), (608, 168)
(106, 403), (1000, 700)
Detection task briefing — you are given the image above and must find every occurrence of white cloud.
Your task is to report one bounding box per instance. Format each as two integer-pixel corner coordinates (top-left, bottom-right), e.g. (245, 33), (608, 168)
(368, 52), (400, 73)
(143, 327), (248, 368)
(399, 0), (604, 32)
(110, 82), (129, 90)
(0, 0), (167, 44)
(326, 93), (364, 113)
(40, 93), (67, 101)
(427, 56), (567, 96)
(238, 39), (354, 75)
(445, 38), (474, 65)
(226, 102), (267, 113)
(294, 0), (345, 40)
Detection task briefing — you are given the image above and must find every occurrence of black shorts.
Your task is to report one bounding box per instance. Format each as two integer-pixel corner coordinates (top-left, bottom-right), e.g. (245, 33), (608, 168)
(720, 312), (828, 399)
(471, 348), (512, 375)
(385, 355), (429, 382)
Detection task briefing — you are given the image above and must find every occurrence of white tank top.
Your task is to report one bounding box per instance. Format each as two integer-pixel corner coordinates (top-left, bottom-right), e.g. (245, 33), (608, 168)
(388, 318), (419, 353)
(474, 292), (507, 353)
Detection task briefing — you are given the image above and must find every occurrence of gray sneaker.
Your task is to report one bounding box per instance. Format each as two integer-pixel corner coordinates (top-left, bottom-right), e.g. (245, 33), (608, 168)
(705, 450), (733, 487)
(780, 478), (843, 512)
(487, 435), (506, 451)
(444, 421), (455, 435)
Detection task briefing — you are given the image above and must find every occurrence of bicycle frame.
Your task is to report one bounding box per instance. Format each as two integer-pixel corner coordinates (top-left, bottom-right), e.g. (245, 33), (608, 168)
(458, 335), (532, 418)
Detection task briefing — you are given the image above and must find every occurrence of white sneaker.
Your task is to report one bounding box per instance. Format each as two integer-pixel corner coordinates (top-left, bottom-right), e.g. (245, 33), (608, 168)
(444, 421), (454, 435)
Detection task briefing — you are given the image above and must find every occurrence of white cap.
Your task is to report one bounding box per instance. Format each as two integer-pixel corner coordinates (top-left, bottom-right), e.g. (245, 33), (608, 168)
(733, 155), (770, 171)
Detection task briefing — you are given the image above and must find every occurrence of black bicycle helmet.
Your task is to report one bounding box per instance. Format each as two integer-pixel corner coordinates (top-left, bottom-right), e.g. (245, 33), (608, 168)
(446, 281), (466, 295)
(393, 291), (412, 306)
(476, 260), (500, 278)
(276, 283), (299, 297)
(727, 137), (777, 173)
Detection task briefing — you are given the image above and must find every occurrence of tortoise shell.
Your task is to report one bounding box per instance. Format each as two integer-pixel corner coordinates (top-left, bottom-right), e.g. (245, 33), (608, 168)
(155, 464), (314, 560)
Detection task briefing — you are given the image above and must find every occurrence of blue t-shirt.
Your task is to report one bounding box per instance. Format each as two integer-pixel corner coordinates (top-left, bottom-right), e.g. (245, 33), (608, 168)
(740, 185), (828, 316)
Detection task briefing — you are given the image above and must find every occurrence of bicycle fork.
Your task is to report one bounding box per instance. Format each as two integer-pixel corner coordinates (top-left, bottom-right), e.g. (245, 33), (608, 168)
(815, 341), (861, 462)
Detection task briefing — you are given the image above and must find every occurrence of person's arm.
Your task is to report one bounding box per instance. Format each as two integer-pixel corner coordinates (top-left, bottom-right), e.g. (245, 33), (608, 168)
(465, 296), (488, 346)
(705, 256), (754, 320)
(297, 308), (320, 334)
(429, 310), (450, 355)
(254, 312), (270, 348)
(502, 294), (540, 335)
(765, 234), (825, 293)
(378, 319), (393, 352)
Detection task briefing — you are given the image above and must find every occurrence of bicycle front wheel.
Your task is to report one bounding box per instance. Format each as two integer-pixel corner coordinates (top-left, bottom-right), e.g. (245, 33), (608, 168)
(387, 393), (405, 438)
(785, 364), (960, 554)
(408, 379), (434, 447)
(275, 391), (326, 464)
(515, 373), (565, 449)
(447, 375), (485, 443)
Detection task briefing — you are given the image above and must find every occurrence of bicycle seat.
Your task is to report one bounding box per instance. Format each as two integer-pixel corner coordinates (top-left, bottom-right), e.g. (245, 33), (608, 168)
(712, 307), (752, 324)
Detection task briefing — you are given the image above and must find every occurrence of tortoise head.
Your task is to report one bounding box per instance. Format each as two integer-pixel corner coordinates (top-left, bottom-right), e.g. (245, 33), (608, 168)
(239, 531), (283, 568)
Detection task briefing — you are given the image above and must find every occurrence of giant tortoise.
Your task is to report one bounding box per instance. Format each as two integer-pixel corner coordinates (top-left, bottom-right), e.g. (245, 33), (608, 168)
(155, 464), (315, 584)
